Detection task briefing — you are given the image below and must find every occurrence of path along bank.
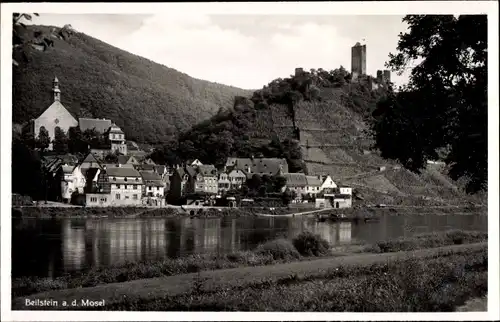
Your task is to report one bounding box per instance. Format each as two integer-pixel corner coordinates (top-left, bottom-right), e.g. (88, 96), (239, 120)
(13, 242), (487, 311)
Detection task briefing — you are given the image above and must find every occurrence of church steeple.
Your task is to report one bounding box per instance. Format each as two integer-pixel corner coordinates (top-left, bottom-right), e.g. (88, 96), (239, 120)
(53, 76), (61, 102)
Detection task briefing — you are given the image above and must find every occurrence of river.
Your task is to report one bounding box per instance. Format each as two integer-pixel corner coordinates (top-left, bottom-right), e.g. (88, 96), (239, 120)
(12, 213), (487, 278)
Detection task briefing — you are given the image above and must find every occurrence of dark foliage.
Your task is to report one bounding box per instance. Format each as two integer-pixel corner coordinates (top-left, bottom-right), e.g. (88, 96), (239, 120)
(292, 231), (330, 256)
(372, 15), (487, 193)
(52, 127), (68, 154)
(12, 135), (45, 200)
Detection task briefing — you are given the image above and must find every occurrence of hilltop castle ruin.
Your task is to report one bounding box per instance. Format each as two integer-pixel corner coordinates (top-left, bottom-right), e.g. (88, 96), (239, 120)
(351, 42), (391, 90)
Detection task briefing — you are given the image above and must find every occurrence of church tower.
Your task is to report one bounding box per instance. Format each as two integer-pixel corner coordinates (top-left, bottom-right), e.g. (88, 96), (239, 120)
(351, 42), (366, 81)
(53, 76), (61, 102)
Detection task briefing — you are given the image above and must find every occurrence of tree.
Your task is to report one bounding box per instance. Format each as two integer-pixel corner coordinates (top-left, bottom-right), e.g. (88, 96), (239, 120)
(104, 150), (121, 163)
(35, 126), (50, 152)
(12, 137), (45, 199)
(373, 15), (487, 193)
(13, 13), (74, 67)
(53, 127), (69, 154)
(68, 126), (87, 154)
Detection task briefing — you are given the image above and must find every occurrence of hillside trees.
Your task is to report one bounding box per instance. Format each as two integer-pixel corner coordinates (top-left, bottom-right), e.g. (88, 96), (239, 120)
(372, 15), (487, 193)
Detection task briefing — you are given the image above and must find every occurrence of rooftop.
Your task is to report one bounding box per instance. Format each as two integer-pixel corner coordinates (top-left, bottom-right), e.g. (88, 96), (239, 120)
(79, 118), (112, 133)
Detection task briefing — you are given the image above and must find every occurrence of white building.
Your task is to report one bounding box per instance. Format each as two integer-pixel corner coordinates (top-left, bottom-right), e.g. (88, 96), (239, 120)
(60, 164), (86, 203)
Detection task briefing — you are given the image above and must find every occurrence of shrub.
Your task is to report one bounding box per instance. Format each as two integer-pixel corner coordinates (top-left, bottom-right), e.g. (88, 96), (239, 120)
(292, 231), (330, 256)
(255, 238), (300, 260)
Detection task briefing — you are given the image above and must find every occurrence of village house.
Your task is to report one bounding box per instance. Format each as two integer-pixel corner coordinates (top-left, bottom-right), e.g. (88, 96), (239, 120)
(33, 77), (79, 150)
(85, 165), (143, 207)
(322, 183), (353, 209)
(305, 175), (323, 196)
(194, 164), (218, 195)
(282, 173), (308, 201)
(227, 169), (247, 190)
(320, 175), (338, 191)
(106, 123), (127, 155)
(79, 117), (129, 156)
(140, 171), (165, 207)
(218, 172), (231, 194)
(60, 163), (86, 203)
(169, 166), (191, 201)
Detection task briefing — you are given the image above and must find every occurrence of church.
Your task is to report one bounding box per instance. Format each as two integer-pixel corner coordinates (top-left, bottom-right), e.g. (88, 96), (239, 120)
(33, 77), (78, 149)
(33, 77), (127, 154)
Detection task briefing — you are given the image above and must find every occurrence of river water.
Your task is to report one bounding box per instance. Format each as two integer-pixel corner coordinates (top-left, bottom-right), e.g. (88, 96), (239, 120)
(12, 213), (487, 278)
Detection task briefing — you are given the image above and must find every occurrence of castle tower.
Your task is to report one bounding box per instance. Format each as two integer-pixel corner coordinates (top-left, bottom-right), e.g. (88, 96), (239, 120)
(351, 42), (366, 81)
(295, 67), (304, 76)
(376, 70), (384, 83)
(53, 76), (61, 102)
(383, 70), (391, 83)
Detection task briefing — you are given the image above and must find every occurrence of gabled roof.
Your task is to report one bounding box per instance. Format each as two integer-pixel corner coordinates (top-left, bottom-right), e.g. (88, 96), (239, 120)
(250, 158), (288, 175)
(305, 175), (323, 187)
(228, 169), (246, 177)
(61, 165), (75, 174)
(226, 157), (288, 175)
(140, 171), (162, 181)
(117, 155), (130, 164)
(36, 101), (77, 123)
(175, 167), (186, 178)
(197, 164), (217, 177)
(108, 123), (124, 134)
(154, 165), (166, 174)
(79, 118), (112, 133)
(185, 165), (197, 177)
(140, 171), (164, 187)
(283, 173), (307, 187)
(80, 152), (102, 166)
(135, 164), (155, 171)
(105, 167), (141, 177)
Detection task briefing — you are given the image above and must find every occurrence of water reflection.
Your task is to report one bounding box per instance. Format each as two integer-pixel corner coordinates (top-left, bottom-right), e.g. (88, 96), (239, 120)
(12, 213), (487, 278)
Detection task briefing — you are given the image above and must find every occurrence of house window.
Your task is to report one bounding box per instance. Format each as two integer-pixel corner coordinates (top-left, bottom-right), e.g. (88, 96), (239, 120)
(135, 178), (139, 181)
(124, 177), (128, 182)
(148, 186), (152, 190)
(125, 195), (129, 199)
(113, 177), (116, 181)
(90, 197), (97, 202)
(133, 184), (137, 189)
(116, 194), (121, 200)
(133, 194), (138, 200)
(101, 198), (107, 202)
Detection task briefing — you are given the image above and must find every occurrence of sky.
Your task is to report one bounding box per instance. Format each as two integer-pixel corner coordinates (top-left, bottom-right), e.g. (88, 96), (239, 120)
(27, 13), (411, 90)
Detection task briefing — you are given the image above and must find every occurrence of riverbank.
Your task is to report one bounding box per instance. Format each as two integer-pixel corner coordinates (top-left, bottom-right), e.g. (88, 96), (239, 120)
(12, 229), (487, 298)
(12, 203), (487, 219)
(11, 206), (256, 219)
(13, 242), (487, 311)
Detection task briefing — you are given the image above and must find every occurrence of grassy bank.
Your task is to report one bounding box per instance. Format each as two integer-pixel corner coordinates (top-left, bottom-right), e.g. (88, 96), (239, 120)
(11, 203), (487, 219)
(104, 247), (487, 311)
(12, 229), (487, 298)
(11, 206), (256, 219)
